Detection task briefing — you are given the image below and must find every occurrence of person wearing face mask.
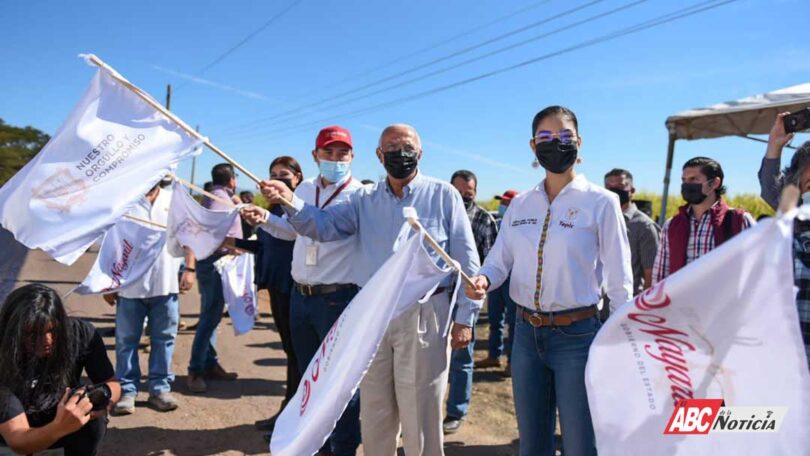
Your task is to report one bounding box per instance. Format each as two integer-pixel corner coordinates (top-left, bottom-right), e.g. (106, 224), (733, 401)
(251, 124), (481, 456)
(604, 168), (660, 297)
(246, 156), (305, 439)
(464, 106), (632, 456)
(443, 170), (497, 435)
(758, 112), (810, 368)
(652, 157), (754, 284)
(244, 128), (364, 454)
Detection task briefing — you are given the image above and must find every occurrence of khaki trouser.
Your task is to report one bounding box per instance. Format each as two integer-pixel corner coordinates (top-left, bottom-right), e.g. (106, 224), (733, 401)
(360, 293), (452, 456)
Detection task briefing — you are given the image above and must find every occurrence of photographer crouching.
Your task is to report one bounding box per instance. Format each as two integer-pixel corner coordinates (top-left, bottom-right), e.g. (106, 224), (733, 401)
(0, 284), (121, 455)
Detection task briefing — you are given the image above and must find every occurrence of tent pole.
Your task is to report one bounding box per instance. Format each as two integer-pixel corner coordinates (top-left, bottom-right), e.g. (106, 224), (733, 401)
(660, 132), (676, 225)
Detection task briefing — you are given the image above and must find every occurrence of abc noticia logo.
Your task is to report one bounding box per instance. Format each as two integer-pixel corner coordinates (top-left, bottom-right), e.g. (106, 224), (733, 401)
(664, 399), (787, 434)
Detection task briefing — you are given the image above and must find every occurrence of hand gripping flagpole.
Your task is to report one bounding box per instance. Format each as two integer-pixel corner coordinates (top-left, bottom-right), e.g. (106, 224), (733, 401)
(80, 54), (295, 209)
(402, 207), (475, 288)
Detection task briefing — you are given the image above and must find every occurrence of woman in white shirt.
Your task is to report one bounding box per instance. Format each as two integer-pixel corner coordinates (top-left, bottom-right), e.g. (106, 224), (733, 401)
(466, 106), (632, 456)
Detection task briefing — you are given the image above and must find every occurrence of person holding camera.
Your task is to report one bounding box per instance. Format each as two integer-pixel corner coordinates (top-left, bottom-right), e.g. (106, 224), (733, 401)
(0, 284), (121, 455)
(758, 111), (810, 368)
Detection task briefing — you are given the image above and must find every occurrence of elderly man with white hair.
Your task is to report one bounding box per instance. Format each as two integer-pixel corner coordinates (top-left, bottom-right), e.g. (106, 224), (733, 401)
(255, 124), (481, 455)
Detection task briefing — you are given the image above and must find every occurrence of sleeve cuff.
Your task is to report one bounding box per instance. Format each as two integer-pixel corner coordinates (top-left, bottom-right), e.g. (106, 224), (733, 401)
(283, 194), (306, 217)
(454, 305), (478, 327)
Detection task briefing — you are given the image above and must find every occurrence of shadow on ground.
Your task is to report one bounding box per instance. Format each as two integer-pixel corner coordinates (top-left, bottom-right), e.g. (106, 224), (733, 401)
(173, 376), (285, 400)
(445, 439), (519, 456)
(101, 424), (269, 455)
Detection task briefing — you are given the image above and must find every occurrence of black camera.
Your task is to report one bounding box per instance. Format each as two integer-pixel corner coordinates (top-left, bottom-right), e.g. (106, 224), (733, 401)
(69, 383), (112, 411)
(784, 108), (810, 134)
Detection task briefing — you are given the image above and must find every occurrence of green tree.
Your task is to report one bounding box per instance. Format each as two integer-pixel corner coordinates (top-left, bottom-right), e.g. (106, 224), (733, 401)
(0, 118), (50, 186)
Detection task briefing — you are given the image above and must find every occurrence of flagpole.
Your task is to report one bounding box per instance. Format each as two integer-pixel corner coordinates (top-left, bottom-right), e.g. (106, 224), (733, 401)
(404, 215), (475, 288)
(82, 54), (294, 209)
(124, 214), (167, 229)
(172, 174), (236, 207)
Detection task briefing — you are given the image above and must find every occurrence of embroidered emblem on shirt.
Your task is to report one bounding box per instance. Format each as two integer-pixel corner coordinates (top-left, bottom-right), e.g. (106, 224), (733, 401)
(566, 207), (580, 221)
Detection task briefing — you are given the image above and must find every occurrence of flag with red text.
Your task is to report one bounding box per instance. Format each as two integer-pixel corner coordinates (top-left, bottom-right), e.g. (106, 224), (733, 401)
(586, 210), (810, 454)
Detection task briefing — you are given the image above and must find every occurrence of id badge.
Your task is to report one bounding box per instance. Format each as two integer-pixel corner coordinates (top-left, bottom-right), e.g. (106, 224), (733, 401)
(306, 244), (318, 266)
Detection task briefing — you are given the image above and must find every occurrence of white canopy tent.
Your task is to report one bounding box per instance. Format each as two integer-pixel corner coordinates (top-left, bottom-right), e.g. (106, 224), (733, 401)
(660, 83), (810, 224)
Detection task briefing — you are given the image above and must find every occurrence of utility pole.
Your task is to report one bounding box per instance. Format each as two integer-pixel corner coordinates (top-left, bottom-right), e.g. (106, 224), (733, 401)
(165, 84), (172, 110)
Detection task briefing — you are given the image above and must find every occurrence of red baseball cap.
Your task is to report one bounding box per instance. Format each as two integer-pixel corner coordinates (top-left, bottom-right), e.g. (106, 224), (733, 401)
(316, 125), (353, 149)
(495, 190), (519, 202)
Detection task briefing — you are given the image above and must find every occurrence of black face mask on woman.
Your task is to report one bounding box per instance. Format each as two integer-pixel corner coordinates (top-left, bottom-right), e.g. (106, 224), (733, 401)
(681, 182), (708, 205)
(534, 139), (578, 174)
(275, 177), (294, 191)
(384, 149), (419, 179)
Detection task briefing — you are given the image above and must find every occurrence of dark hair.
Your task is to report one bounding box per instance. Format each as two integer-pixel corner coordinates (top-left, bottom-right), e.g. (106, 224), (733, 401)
(211, 163), (235, 186)
(239, 191), (254, 202)
(203, 181), (214, 192)
(682, 156), (726, 197)
(781, 141), (810, 190)
(604, 168), (634, 183)
(450, 170), (477, 186)
(0, 284), (75, 414)
(269, 156), (304, 188)
(531, 105), (579, 136)
(361, 179), (375, 186)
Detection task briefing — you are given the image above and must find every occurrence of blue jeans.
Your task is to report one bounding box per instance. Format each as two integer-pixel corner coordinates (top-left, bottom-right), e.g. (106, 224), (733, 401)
(116, 294), (179, 396)
(188, 257), (225, 374)
(487, 278), (517, 361)
(290, 286), (361, 456)
(511, 309), (600, 456)
(446, 307), (476, 419)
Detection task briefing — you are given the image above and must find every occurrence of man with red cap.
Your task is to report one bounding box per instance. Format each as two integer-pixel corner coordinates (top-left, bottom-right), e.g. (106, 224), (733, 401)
(246, 126), (364, 455)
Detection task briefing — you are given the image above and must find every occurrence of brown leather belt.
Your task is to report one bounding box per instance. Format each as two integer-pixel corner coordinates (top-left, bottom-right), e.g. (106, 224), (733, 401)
(519, 305), (598, 328)
(295, 282), (358, 297)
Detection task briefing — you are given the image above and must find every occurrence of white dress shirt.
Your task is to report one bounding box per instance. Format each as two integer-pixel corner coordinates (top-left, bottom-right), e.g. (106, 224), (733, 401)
(119, 187), (183, 299)
(259, 174), (363, 286)
(479, 174), (632, 313)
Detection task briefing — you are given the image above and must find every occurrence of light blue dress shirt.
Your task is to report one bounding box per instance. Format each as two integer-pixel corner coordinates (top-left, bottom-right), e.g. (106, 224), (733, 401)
(284, 172), (482, 326)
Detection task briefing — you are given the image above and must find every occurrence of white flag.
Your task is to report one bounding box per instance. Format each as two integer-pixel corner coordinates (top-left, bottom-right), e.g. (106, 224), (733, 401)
(270, 228), (455, 456)
(166, 182), (239, 260)
(73, 218), (166, 295)
(0, 57), (201, 265)
(215, 254), (257, 336)
(586, 210), (810, 455)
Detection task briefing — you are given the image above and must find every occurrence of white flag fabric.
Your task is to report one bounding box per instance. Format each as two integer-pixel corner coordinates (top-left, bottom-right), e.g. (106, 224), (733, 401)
(73, 218), (166, 295)
(166, 182), (239, 260)
(586, 210), (810, 455)
(270, 227), (454, 456)
(215, 254), (257, 336)
(0, 58), (201, 265)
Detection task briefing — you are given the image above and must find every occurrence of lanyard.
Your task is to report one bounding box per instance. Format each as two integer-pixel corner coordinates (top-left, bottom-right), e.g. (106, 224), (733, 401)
(315, 179), (352, 209)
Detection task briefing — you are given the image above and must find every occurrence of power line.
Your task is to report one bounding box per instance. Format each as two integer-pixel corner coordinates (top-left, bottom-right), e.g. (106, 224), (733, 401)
(252, 0), (649, 131)
(176, 0), (304, 89)
(224, 0), (736, 144)
(309, 0), (555, 92)
(219, 0), (605, 135)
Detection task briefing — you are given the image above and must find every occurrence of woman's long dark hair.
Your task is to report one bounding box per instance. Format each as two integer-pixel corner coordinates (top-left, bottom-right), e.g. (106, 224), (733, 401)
(0, 284), (75, 413)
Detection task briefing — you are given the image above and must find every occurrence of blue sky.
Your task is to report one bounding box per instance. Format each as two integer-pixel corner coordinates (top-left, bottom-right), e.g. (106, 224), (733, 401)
(2, 0), (809, 200)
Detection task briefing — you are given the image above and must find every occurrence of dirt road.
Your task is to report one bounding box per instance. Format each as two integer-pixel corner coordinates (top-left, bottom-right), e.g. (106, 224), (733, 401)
(1, 230), (520, 455)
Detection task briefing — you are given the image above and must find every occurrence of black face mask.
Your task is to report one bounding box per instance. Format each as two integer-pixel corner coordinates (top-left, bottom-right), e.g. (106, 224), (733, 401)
(608, 187), (631, 205)
(534, 139), (577, 174)
(276, 177), (294, 191)
(383, 149), (419, 179)
(681, 182), (707, 205)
